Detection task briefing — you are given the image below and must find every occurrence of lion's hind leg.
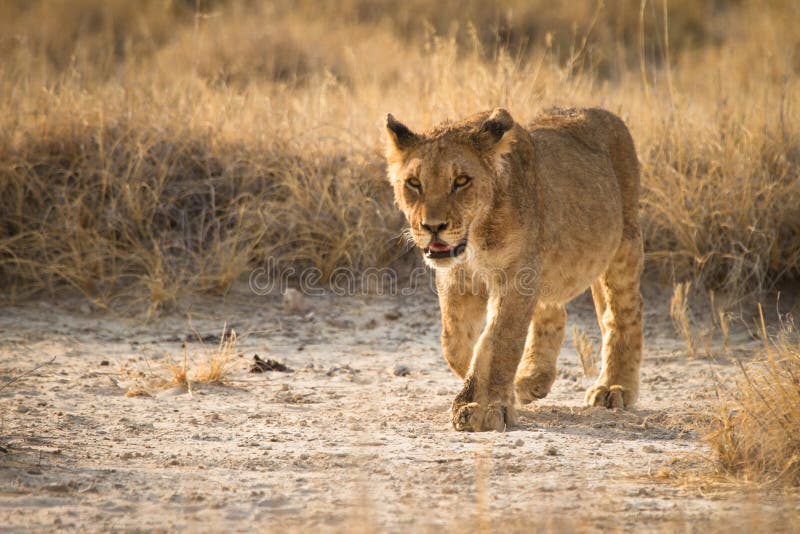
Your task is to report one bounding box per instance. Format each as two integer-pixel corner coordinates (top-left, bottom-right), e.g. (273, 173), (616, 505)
(514, 304), (566, 404)
(585, 231), (644, 408)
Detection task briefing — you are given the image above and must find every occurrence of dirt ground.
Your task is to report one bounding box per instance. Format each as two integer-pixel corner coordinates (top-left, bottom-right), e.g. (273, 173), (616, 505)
(1, 283), (797, 532)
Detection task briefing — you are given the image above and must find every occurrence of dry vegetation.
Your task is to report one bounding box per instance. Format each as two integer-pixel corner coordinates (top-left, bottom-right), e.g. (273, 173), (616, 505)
(703, 309), (800, 487)
(0, 0), (798, 310)
(119, 325), (240, 396)
(1, 0), (799, 489)
(572, 325), (599, 378)
(670, 281), (697, 357)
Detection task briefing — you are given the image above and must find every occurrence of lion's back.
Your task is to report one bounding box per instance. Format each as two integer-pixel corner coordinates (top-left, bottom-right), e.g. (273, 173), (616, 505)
(527, 107), (640, 228)
(527, 107), (635, 156)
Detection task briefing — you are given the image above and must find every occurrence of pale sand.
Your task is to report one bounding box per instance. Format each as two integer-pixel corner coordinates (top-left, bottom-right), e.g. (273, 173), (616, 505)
(0, 284), (795, 532)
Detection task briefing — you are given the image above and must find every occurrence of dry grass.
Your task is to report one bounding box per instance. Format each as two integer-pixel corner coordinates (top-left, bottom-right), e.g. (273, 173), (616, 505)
(0, 0), (798, 311)
(191, 326), (240, 383)
(572, 325), (599, 378)
(165, 326), (239, 387)
(670, 282), (697, 357)
(705, 307), (800, 487)
(123, 325), (240, 395)
(164, 346), (190, 388)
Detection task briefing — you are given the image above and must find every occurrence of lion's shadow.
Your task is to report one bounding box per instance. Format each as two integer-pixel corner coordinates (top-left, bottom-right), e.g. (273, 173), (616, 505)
(514, 405), (697, 441)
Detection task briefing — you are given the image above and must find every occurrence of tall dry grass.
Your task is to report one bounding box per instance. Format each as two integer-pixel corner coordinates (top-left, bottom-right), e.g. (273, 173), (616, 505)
(705, 308), (800, 487)
(0, 0), (799, 310)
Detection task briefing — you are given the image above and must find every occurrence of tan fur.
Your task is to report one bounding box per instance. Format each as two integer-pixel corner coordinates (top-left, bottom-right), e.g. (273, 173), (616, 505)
(385, 107), (644, 431)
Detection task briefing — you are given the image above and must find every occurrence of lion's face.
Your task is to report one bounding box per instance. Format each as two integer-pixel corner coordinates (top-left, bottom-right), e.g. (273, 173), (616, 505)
(390, 144), (492, 265)
(384, 109), (515, 267)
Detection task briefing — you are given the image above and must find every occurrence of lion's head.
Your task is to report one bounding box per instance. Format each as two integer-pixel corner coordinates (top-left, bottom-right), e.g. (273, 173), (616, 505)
(384, 108), (517, 266)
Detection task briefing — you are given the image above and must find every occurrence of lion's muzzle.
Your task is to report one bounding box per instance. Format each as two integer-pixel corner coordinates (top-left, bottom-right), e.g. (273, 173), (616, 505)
(424, 239), (467, 259)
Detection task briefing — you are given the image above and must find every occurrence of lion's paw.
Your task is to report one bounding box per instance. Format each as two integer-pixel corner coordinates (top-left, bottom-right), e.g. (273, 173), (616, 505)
(514, 371), (556, 405)
(584, 383), (637, 409)
(451, 401), (517, 432)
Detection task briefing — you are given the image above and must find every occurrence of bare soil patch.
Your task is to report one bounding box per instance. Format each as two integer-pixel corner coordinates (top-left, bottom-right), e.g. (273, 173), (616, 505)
(0, 286), (796, 531)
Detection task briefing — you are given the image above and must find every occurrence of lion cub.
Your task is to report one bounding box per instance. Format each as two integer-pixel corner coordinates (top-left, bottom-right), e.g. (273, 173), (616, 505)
(385, 107), (644, 432)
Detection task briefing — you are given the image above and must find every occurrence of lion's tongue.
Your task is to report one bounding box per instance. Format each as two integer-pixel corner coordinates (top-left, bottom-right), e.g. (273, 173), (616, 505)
(428, 242), (451, 252)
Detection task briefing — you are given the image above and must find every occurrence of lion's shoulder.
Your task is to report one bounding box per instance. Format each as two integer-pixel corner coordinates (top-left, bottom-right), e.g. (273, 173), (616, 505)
(528, 107), (585, 128)
(526, 107), (631, 154)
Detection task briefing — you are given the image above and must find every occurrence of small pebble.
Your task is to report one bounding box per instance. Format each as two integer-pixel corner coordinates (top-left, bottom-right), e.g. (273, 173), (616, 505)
(393, 364), (411, 377)
(283, 288), (310, 315)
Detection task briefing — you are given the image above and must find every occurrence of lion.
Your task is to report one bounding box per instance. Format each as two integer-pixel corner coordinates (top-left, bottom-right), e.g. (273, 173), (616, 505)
(385, 107), (644, 432)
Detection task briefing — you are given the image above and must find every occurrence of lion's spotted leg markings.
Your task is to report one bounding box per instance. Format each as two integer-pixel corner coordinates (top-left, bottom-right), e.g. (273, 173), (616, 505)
(585, 234), (644, 408)
(514, 304), (566, 404)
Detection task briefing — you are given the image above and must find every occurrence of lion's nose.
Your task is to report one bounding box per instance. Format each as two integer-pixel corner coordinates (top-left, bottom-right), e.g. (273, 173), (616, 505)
(421, 221), (448, 234)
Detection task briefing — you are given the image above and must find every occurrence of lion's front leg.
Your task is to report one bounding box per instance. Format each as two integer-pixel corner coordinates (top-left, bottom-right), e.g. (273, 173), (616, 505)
(451, 293), (536, 432)
(438, 276), (488, 379)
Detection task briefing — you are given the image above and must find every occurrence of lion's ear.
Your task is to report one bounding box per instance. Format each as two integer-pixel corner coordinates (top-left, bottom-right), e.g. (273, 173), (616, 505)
(474, 108), (514, 148)
(473, 108), (515, 171)
(385, 113), (418, 164)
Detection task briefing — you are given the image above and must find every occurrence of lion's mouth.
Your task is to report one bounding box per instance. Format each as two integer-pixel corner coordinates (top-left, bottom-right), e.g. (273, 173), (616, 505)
(424, 239), (467, 259)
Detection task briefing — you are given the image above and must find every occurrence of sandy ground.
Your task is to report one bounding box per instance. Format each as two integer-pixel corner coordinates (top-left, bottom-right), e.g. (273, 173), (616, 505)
(0, 283), (797, 532)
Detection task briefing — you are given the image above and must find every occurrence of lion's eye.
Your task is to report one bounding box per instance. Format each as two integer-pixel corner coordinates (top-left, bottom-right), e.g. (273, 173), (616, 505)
(453, 175), (471, 190)
(406, 177), (422, 192)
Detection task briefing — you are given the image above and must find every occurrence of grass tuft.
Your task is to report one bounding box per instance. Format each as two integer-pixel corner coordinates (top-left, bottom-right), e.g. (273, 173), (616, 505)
(191, 326), (239, 384)
(670, 282), (697, 357)
(705, 307), (800, 487)
(126, 325), (240, 395)
(572, 325), (599, 378)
